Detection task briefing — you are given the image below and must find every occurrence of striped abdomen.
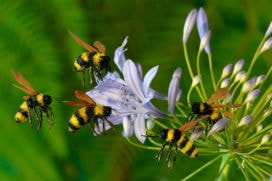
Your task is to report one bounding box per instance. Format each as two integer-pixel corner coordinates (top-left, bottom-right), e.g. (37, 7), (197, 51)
(68, 107), (92, 132)
(15, 101), (32, 123)
(161, 129), (198, 158)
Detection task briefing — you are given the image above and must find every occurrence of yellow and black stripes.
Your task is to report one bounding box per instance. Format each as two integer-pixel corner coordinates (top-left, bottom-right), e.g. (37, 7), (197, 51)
(160, 129), (198, 158)
(68, 105), (112, 132)
(15, 101), (32, 123)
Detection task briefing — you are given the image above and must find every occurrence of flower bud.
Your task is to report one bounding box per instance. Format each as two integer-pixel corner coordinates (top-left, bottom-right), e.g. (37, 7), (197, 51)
(260, 37), (272, 53)
(265, 21), (272, 37)
(220, 78), (230, 88)
(221, 64), (232, 79)
(208, 118), (228, 135)
(261, 134), (271, 144)
(232, 59), (245, 76)
(183, 9), (197, 43)
(238, 115), (253, 127)
(199, 30), (211, 52)
(192, 75), (200, 87)
(245, 89), (260, 103)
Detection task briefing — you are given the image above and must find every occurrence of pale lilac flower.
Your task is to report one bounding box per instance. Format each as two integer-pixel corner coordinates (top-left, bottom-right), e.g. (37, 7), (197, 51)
(199, 30), (211, 52)
(260, 37), (272, 53)
(183, 9), (197, 43)
(208, 118), (228, 136)
(221, 64), (232, 79)
(238, 115), (253, 127)
(245, 89), (260, 103)
(265, 21), (272, 37)
(232, 59), (245, 76)
(168, 67), (182, 114)
(87, 39), (167, 143)
(114, 36), (128, 72)
(220, 78), (230, 88)
(197, 7), (210, 53)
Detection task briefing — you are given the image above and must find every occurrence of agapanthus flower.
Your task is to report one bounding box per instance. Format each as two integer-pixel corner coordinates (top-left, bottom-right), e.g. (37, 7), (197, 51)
(87, 37), (167, 143)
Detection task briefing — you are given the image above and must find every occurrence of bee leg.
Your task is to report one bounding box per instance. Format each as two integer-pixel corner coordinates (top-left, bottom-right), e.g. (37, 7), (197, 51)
(36, 107), (43, 130)
(155, 142), (167, 164)
(104, 118), (115, 131)
(44, 106), (54, 129)
(27, 107), (33, 126)
(172, 144), (178, 166)
(166, 143), (173, 163)
(82, 71), (86, 89)
(92, 118), (100, 135)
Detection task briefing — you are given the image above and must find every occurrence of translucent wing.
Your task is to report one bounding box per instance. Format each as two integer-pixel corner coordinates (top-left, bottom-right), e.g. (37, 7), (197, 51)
(207, 87), (229, 104)
(62, 100), (92, 107)
(11, 70), (36, 95)
(74, 90), (96, 105)
(179, 115), (209, 132)
(217, 110), (234, 118)
(93, 40), (106, 53)
(68, 31), (97, 53)
(211, 104), (242, 109)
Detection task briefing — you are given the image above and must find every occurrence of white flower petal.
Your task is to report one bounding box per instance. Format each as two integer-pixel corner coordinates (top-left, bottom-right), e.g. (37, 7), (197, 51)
(143, 65), (159, 96)
(134, 114), (146, 143)
(123, 60), (145, 101)
(114, 36), (128, 72)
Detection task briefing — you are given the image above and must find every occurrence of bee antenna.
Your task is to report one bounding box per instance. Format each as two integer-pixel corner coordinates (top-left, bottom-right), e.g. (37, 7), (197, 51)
(142, 134), (159, 138)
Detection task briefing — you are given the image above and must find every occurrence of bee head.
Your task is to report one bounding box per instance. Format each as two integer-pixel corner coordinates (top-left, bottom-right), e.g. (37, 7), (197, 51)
(191, 102), (201, 113)
(160, 129), (168, 140)
(100, 56), (110, 69)
(43, 95), (52, 105)
(103, 106), (112, 117)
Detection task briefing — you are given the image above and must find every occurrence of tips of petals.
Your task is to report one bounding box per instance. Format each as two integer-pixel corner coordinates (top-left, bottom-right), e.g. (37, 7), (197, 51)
(232, 59), (245, 76)
(221, 64), (232, 79)
(183, 9), (197, 43)
(265, 21), (272, 37)
(245, 89), (260, 103)
(197, 7), (209, 38)
(260, 37), (272, 53)
(199, 30), (211, 52)
(238, 115), (253, 127)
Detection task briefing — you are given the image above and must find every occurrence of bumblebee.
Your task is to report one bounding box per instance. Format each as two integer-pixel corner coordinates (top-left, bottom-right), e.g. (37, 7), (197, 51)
(12, 70), (54, 130)
(189, 87), (241, 129)
(146, 117), (204, 167)
(69, 31), (111, 86)
(63, 90), (114, 134)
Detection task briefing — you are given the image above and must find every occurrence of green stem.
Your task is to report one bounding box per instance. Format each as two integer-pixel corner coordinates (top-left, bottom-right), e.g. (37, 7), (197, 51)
(208, 52), (217, 90)
(216, 154), (232, 181)
(181, 155), (221, 181)
(196, 50), (207, 100)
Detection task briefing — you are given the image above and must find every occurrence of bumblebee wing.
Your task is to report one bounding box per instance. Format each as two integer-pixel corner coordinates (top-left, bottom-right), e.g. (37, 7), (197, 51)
(93, 40), (106, 53)
(11, 70), (36, 95)
(62, 100), (92, 107)
(217, 110), (234, 118)
(23, 96), (30, 100)
(179, 115), (209, 132)
(207, 87), (229, 104)
(211, 104), (242, 109)
(74, 90), (96, 105)
(68, 31), (97, 53)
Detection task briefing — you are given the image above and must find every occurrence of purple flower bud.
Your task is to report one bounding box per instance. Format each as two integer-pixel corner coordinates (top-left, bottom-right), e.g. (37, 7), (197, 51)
(183, 9), (197, 43)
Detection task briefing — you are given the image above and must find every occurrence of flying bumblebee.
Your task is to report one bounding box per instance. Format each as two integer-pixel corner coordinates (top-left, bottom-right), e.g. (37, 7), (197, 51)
(12, 70), (54, 130)
(144, 117), (206, 168)
(188, 87), (241, 127)
(63, 90), (114, 134)
(69, 31), (111, 86)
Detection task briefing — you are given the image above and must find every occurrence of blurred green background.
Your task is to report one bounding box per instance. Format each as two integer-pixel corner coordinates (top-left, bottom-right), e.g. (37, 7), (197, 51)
(1, 0), (271, 180)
